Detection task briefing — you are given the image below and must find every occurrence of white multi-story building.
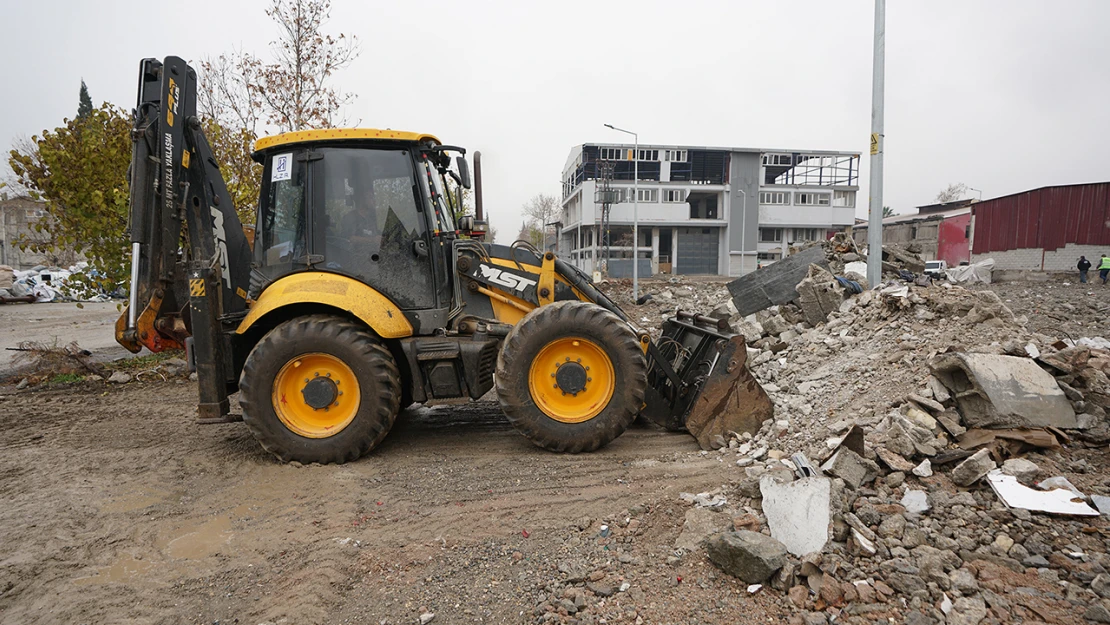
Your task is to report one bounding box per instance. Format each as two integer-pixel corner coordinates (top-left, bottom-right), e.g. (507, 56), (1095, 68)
(558, 143), (860, 277)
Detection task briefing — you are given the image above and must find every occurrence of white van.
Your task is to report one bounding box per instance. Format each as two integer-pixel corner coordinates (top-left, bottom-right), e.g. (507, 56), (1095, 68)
(924, 260), (948, 279)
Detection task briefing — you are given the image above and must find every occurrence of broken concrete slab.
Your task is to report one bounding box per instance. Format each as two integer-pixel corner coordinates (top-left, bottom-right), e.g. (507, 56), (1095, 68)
(794, 264), (846, 327)
(727, 245), (829, 317)
(987, 470), (1099, 516)
(819, 447), (877, 490)
(930, 353), (1078, 429)
(759, 476), (831, 557)
(951, 449), (996, 486)
(706, 530), (789, 583)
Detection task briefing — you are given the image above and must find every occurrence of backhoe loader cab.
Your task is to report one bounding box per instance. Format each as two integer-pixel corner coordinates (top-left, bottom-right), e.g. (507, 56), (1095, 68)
(250, 130), (461, 314)
(118, 56), (773, 464)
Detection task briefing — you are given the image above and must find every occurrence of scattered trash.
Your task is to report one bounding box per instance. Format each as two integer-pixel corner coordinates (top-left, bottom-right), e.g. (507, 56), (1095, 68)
(679, 492), (728, 508)
(747, 583), (762, 594)
(944, 258), (994, 284)
(986, 470), (1098, 516)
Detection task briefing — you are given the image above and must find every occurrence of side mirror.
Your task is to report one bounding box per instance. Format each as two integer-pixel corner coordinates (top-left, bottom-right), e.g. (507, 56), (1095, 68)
(458, 215), (475, 232)
(456, 156), (472, 189)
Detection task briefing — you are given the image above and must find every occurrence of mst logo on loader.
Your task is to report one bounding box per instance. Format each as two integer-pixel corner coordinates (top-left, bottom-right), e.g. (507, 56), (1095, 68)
(478, 264), (537, 294)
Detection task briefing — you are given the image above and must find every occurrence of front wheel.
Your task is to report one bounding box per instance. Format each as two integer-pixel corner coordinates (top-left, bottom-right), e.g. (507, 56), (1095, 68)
(239, 314), (401, 464)
(496, 301), (647, 453)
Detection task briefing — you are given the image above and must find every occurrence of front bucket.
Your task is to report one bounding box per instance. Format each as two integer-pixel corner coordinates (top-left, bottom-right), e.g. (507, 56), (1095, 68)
(641, 316), (774, 449)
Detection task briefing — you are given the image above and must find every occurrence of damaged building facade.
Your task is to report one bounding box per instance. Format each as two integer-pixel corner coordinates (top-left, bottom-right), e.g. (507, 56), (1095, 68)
(851, 199), (973, 267)
(558, 144), (859, 277)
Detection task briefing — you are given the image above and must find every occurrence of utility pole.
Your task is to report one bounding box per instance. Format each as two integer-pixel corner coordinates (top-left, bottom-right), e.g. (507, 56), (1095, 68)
(866, 0), (886, 287)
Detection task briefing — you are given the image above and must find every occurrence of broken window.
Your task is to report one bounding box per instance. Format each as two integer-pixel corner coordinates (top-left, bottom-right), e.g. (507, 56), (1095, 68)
(795, 192), (831, 206)
(833, 190), (855, 208)
(759, 228), (783, 243)
(767, 153), (859, 186)
(762, 154), (793, 166)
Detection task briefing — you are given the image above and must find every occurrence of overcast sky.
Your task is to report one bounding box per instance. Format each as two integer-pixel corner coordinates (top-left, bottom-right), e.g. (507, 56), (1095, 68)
(2, 0), (1108, 241)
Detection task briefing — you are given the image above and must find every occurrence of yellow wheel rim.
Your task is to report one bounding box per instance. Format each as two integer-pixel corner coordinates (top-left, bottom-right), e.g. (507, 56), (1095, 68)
(528, 337), (615, 424)
(272, 353), (361, 438)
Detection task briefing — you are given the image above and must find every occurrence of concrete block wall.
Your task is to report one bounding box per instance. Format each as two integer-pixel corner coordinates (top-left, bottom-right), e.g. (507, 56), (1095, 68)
(972, 243), (1109, 271)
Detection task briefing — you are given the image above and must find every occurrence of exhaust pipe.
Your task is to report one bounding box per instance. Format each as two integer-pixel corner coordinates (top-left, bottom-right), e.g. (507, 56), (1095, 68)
(473, 151), (484, 222)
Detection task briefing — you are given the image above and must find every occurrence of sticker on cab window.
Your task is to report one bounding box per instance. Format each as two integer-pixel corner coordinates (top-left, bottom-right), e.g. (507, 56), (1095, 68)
(271, 153), (292, 182)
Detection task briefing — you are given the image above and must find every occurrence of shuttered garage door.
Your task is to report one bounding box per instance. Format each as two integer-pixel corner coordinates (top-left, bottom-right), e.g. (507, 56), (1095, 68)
(677, 228), (719, 275)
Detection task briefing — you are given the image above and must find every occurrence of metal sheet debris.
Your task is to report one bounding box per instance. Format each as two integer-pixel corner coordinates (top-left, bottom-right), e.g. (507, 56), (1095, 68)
(986, 470), (1099, 517)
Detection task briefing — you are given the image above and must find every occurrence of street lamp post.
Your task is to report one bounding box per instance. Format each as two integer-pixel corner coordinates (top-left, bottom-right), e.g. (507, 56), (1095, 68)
(738, 189), (747, 275)
(605, 123), (639, 302)
(968, 187), (983, 201)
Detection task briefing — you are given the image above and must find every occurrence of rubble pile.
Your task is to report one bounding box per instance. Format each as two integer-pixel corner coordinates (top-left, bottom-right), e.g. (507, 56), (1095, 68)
(0, 262), (113, 303)
(670, 274), (1110, 622)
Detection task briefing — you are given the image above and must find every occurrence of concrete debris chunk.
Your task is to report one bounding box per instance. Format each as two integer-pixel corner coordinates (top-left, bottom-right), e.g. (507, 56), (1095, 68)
(759, 476), (831, 557)
(851, 528), (877, 556)
(951, 448), (995, 486)
(819, 447), (876, 490)
(1000, 458), (1040, 482)
(912, 459), (933, 477)
(874, 447), (915, 472)
(908, 393), (945, 414)
(927, 375), (951, 403)
(794, 264), (846, 326)
(930, 352), (1078, 429)
(901, 489), (930, 515)
(987, 470), (1098, 516)
(706, 530), (788, 583)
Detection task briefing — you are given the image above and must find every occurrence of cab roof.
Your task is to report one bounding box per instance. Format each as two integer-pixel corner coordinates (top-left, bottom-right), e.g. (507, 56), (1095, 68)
(253, 128), (441, 152)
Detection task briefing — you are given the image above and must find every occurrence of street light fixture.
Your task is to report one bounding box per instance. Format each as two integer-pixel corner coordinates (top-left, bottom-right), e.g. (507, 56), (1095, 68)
(604, 123), (639, 302)
(968, 187), (983, 201)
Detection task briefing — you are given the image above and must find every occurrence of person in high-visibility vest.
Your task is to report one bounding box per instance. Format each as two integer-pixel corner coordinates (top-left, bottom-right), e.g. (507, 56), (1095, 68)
(1099, 254), (1110, 285)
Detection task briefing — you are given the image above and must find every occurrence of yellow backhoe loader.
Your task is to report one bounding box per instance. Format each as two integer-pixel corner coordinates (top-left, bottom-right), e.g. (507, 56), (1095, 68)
(116, 57), (773, 463)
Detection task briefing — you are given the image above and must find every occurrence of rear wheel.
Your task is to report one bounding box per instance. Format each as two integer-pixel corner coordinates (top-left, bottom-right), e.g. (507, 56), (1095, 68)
(239, 314), (401, 463)
(496, 301), (646, 452)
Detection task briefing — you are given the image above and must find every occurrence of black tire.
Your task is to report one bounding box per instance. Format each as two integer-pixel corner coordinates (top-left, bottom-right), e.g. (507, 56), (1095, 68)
(239, 314), (401, 464)
(496, 301), (646, 453)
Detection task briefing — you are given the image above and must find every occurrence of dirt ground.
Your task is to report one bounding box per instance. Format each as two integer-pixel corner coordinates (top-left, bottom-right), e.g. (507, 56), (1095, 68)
(0, 381), (789, 625)
(0, 301), (126, 375)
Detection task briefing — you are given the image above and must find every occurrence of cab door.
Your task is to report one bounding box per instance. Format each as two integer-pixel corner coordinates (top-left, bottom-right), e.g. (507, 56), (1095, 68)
(311, 147), (437, 310)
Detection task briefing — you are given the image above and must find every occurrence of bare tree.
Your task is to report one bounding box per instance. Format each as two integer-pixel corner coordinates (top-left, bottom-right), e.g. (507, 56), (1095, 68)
(935, 183), (968, 203)
(199, 0), (359, 133)
(522, 193), (559, 249)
